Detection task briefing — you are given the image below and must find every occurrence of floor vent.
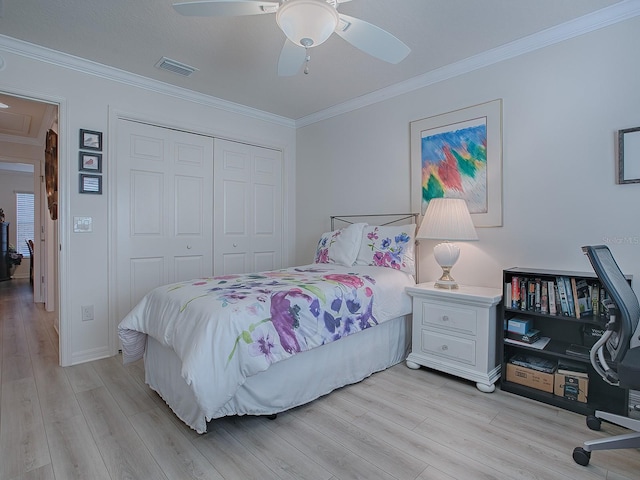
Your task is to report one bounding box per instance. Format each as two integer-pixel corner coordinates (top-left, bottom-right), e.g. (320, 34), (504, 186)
(154, 57), (198, 77)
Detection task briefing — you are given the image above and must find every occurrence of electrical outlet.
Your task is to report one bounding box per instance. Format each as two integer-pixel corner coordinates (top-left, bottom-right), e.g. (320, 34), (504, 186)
(81, 305), (94, 321)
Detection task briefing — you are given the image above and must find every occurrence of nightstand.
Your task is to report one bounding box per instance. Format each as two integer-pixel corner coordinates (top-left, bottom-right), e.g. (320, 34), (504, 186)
(405, 282), (502, 393)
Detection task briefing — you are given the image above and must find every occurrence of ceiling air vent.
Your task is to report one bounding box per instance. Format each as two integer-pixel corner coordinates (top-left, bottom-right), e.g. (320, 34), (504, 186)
(154, 57), (198, 77)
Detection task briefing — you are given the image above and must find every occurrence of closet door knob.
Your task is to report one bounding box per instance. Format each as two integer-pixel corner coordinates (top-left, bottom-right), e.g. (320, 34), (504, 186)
(186, 245), (192, 250)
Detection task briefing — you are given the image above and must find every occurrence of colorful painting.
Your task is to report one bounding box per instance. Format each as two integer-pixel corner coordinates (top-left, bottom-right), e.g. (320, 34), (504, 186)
(420, 118), (487, 214)
(411, 100), (503, 227)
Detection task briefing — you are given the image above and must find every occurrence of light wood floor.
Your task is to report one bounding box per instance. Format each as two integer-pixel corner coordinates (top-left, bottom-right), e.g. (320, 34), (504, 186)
(1, 279), (639, 480)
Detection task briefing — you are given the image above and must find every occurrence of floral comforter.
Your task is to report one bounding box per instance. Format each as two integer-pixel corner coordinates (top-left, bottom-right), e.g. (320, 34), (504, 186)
(118, 264), (414, 420)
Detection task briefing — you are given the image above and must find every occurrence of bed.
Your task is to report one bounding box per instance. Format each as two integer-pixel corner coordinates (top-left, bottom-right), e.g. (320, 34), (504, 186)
(118, 214), (418, 433)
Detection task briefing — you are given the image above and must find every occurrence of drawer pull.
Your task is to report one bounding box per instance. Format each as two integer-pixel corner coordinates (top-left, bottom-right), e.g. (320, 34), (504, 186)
(441, 344), (448, 351)
(442, 315), (449, 322)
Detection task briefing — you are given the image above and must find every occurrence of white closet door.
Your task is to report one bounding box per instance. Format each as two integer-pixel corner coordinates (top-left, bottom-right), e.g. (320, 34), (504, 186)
(214, 138), (283, 275)
(116, 119), (213, 318)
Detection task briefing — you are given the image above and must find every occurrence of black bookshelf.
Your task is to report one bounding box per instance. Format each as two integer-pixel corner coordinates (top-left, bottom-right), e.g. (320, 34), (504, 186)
(501, 267), (629, 416)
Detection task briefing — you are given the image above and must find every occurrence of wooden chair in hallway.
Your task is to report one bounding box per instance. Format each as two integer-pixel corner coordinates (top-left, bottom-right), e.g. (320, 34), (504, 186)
(26, 239), (34, 285)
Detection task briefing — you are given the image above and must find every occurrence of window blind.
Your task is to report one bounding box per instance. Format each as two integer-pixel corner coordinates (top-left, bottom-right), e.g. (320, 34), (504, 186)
(16, 192), (34, 257)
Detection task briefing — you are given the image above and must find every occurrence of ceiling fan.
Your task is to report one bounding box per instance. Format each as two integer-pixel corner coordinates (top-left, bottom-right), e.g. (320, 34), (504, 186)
(172, 0), (411, 76)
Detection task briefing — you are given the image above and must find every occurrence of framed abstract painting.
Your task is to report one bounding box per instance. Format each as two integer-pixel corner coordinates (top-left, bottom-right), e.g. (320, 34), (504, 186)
(410, 99), (503, 227)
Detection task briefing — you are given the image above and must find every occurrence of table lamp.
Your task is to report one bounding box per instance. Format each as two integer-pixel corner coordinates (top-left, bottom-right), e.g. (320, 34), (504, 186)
(417, 198), (478, 289)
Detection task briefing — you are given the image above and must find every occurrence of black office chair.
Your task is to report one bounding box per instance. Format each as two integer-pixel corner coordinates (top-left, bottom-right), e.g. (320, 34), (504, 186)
(572, 245), (640, 466)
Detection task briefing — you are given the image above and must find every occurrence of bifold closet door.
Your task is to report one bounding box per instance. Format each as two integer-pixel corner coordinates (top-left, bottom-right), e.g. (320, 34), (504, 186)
(213, 138), (283, 275)
(115, 119), (214, 318)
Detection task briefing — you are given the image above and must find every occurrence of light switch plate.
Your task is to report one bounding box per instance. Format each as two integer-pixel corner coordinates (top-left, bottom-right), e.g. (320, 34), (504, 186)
(73, 216), (92, 233)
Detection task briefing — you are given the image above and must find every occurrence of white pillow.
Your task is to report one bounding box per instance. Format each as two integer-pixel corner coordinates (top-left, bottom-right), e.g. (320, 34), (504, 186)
(355, 224), (416, 275)
(314, 223), (367, 267)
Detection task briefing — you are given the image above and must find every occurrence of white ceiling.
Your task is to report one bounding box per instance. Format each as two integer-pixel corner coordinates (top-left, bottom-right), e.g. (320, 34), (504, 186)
(0, 0), (627, 120)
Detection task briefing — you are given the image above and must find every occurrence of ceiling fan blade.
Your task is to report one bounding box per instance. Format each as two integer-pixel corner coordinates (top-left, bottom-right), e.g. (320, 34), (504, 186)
(172, 0), (278, 17)
(278, 39), (306, 76)
(335, 14), (410, 64)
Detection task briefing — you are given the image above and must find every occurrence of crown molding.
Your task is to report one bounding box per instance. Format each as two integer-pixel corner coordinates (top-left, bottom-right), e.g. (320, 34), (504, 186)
(0, 34), (296, 129)
(296, 0), (640, 128)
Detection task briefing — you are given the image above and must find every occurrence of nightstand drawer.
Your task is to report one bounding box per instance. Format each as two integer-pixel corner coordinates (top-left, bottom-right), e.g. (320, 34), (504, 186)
(420, 302), (477, 336)
(421, 329), (476, 365)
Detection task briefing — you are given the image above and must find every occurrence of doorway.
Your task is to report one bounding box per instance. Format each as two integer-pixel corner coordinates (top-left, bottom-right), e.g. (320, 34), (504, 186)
(0, 92), (60, 344)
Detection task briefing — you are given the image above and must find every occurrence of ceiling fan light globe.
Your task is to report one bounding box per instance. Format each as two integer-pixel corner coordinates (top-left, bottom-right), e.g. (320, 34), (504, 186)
(276, 0), (339, 48)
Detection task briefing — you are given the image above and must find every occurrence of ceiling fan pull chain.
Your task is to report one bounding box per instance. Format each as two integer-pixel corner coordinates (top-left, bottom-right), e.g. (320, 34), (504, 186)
(304, 47), (311, 75)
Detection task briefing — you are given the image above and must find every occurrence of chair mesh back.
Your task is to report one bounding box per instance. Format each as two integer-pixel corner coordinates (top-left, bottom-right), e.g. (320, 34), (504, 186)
(583, 245), (640, 363)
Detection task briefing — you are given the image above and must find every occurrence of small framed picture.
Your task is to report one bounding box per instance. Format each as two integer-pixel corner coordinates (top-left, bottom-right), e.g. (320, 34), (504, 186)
(79, 174), (102, 194)
(79, 129), (102, 151)
(79, 151), (102, 172)
(618, 127), (640, 184)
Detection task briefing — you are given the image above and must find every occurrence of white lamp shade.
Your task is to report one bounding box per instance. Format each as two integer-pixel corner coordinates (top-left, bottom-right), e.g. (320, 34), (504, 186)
(417, 198), (478, 241)
(276, 0), (339, 48)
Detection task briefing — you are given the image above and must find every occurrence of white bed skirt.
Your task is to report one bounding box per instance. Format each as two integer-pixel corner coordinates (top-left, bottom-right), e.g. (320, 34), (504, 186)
(144, 314), (411, 433)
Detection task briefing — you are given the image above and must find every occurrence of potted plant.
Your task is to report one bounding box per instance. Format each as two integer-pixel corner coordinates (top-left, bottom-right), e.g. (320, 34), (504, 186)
(6, 244), (23, 277)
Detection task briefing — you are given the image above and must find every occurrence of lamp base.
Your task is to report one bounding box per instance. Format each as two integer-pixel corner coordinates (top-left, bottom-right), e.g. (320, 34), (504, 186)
(433, 242), (460, 289)
(435, 266), (459, 289)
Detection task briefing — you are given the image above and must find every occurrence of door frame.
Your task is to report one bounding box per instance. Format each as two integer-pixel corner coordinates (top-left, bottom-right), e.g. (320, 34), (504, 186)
(0, 88), (70, 365)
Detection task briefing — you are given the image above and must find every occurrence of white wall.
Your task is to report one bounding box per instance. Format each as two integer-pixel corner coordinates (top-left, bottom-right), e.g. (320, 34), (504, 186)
(0, 42), (296, 365)
(296, 16), (640, 290)
(0, 170), (33, 279)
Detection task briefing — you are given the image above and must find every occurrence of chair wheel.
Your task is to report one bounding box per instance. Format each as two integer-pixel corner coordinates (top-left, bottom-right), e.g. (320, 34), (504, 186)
(586, 415), (601, 431)
(573, 447), (591, 466)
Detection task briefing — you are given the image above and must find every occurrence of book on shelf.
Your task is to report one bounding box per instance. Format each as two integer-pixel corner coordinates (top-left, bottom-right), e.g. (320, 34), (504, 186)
(534, 279), (541, 312)
(548, 280), (557, 315)
(600, 287), (609, 317)
(591, 282), (600, 316)
(527, 280), (536, 311)
(570, 278), (580, 319)
(504, 336), (551, 350)
(564, 277), (575, 317)
(540, 281), (548, 314)
(556, 277), (571, 316)
(510, 276), (520, 309)
(574, 278), (592, 317)
(554, 283), (562, 315)
(504, 282), (512, 307)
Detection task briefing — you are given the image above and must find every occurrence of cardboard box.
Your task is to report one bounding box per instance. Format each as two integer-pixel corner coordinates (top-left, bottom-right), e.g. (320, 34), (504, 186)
(507, 318), (532, 335)
(506, 362), (554, 393)
(554, 371), (589, 403)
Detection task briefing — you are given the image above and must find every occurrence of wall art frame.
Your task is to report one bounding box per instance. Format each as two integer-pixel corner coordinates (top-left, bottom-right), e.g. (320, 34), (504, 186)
(410, 99), (503, 227)
(79, 151), (102, 173)
(79, 174), (102, 194)
(617, 127), (640, 184)
(79, 128), (102, 151)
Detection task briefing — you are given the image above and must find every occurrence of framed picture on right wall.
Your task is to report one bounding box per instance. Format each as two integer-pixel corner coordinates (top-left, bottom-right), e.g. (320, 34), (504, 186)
(618, 126), (640, 184)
